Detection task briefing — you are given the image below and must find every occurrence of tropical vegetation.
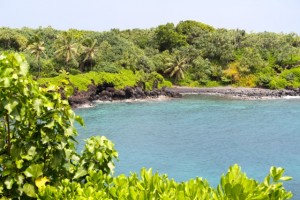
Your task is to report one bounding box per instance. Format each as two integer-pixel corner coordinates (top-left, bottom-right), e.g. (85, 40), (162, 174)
(1, 18), (299, 198)
(0, 20), (300, 91)
(0, 52), (293, 199)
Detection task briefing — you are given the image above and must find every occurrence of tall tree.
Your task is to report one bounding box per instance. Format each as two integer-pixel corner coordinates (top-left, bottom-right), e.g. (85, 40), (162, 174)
(176, 20), (215, 45)
(0, 28), (28, 51)
(154, 23), (187, 52)
(80, 38), (98, 71)
(55, 32), (78, 71)
(202, 29), (236, 64)
(164, 55), (189, 82)
(26, 35), (46, 77)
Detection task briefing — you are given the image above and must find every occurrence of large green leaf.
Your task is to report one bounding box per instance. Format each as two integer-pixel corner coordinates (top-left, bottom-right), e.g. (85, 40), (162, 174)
(23, 183), (36, 198)
(44, 120), (55, 129)
(33, 98), (43, 116)
(28, 146), (37, 157)
(75, 115), (84, 126)
(4, 100), (18, 114)
(2, 77), (11, 87)
(15, 159), (24, 169)
(22, 146), (37, 161)
(280, 176), (293, 181)
(15, 53), (29, 76)
(73, 167), (87, 180)
(24, 164), (43, 179)
(4, 177), (14, 190)
(16, 175), (25, 185)
(64, 127), (74, 137)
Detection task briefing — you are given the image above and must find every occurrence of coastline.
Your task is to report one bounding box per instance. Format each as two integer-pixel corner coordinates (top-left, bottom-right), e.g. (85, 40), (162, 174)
(75, 95), (172, 109)
(167, 86), (300, 100)
(70, 85), (300, 108)
(69, 86), (182, 108)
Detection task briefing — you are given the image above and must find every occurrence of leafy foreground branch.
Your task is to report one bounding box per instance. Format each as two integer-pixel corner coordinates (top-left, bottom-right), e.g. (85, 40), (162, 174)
(0, 52), (293, 199)
(39, 165), (293, 200)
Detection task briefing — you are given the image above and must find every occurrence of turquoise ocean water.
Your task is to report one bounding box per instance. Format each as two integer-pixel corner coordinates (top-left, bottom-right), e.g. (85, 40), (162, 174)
(75, 95), (300, 198)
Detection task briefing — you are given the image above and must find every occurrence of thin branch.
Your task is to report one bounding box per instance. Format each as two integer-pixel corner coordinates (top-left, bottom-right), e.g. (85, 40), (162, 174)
(5, 113), (11, 155)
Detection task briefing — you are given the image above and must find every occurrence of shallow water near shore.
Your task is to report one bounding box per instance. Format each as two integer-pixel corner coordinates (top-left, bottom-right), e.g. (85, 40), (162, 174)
(75, 95), (300, 198)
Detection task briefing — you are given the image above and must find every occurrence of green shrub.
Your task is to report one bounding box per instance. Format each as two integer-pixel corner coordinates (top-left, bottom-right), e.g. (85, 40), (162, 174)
(39, 70), (172, 92)
(292, 81), (300, 88)
(69, 68), (81, 75)
(159, 79), (172, 88)
(269, 77), (288, 89)
(176, 76), (201, 87)
(38, 70), (138, 91)
(136, 71), (173, 90)
(216, 164), (292, 199)
(97, 64), (120, 73)
(38, 165), (293, 200)
(256, 73), (273, 88)
(0, 52), (117, 198)
(206, 81), (221, 87)
(279, 67), (300, 88)
(236, 75), (257, 87)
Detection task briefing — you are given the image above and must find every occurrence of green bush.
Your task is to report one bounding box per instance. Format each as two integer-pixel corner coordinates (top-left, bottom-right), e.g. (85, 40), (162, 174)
(269, 77), (289, 89)
(69, 68), (81, 75)
(97, 63), (121, 73)
(215, 164), (292, 199)
(38, 70), (137, 91)
(38, 165), (293, 200)
(279, 67), (300, 88)
(38, 70), (172, 92)
(175, 75), (202, 87)
(0, 52), (117, 198)
(206, 81), (221, 87)
(256, 73), (273, 88)
(136, 71), (172, 90)
(236, 75), (257, 87)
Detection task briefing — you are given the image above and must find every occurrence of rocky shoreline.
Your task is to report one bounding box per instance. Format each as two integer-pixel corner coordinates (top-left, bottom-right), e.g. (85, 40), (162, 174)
(68, 84), (182, 108)
(167, 86), (300, 99)
(68, 84), (300, 108)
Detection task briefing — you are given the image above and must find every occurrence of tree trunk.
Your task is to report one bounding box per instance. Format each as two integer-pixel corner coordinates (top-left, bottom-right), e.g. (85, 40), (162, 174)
(38, 57), (41, 78)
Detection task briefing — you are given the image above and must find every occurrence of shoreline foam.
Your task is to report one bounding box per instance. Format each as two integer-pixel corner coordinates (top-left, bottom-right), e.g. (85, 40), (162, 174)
(75, 95), (172, 108)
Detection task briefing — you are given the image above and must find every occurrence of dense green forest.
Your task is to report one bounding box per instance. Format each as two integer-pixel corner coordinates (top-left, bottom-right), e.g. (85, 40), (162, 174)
(0, 20), (298, 198)
(1, 20), (300, 90)
(0, 52), (293, 199)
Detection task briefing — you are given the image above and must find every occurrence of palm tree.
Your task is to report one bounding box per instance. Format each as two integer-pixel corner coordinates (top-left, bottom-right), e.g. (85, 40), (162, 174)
(164, 55), (189, 82)
(81, 38), (98, 71)
(55, 32), (78, 71)
(26, 35), (45, 77)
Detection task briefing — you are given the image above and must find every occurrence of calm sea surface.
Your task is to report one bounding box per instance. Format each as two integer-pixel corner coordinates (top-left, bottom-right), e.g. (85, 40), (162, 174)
(75, 95), (300, 198)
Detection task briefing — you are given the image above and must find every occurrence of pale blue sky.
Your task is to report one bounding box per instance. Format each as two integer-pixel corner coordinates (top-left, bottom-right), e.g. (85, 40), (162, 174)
(1, 0), (299, 34)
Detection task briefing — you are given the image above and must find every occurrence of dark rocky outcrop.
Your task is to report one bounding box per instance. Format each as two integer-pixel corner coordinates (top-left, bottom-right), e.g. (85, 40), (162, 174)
(68, 85), (300, 108)
(68, 84), (182, 108)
